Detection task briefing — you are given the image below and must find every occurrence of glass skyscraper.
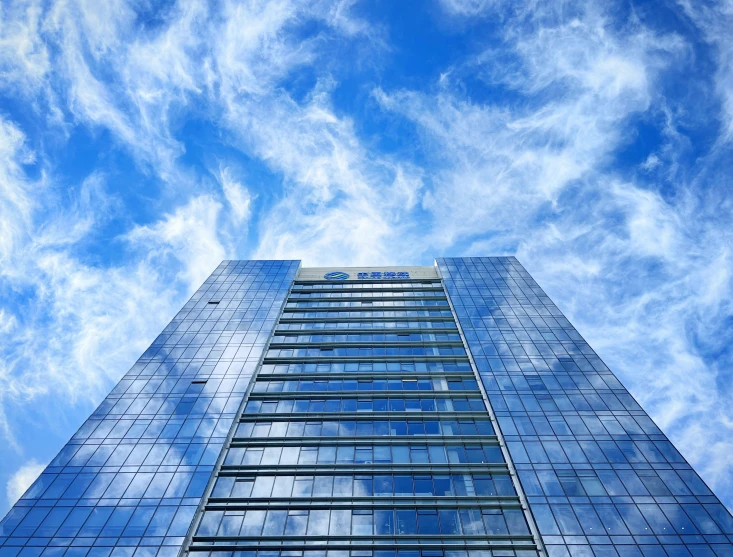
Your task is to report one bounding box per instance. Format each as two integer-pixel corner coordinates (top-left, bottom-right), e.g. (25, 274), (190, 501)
(2, 257), (732, 557)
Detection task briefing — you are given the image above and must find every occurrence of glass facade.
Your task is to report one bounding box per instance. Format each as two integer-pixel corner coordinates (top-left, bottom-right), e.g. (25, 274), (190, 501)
(0, 261), (299, 557)
(2, 257), (732, 557)
(437, 257), (733, 557)
(185, 273), (544, 557)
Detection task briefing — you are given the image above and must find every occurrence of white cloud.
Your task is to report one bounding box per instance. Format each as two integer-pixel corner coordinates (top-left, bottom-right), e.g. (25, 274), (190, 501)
(0, 0), (49, 96)
(515, 181), (733, 496)
(0, 0), (426, 522)
(125, 195), (227, 290)
(437, 0), (502, 17)
(0, 252), (183, 443)
(235, 90), (425, 265)
(677, 0), (733, 138)
(0, 310), (16, 335)
(375, 0), (733, 501)
(641, 153), (662, 170)
(5, 459), (45, 507)
(0, 0), (732, 516)
(0, 0), (386, 461)
(375, 5), (683, 246)
(0, 118), (36, 264)
(0, 116), (191, 453)
(218, 167), (253, 225)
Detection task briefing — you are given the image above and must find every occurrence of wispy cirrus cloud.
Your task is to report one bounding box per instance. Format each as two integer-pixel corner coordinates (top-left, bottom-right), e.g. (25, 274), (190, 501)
(218, 167), (253, 226)
(125, 194), (228, 290)
(677, 0), (733, 138)
(5, 460), (45, 507)
(0, 0), (732, 517)
(375, 0), (733, 499)
(0, 1), (394, 515)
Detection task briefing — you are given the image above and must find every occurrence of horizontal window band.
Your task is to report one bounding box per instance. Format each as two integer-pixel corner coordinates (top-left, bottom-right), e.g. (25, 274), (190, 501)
(247, 391), (480, 400)
(256, 373), (476, 381)
(291, 284), (443, 288)
(286, 300), (449, 307)
(287, 295), (447, 300)
(279, 326), (456, 332)
(258, 366), (472, 373)
(278, 317), (457, 323)
(257, 369), (473, 375)
(188, 542), (538, 552)
(228, 436), (500, 446)
(190, 535), (536, 544)
(188, 546), (539, 554)
(275, 327), (458, 336)
(283, 312), (453, 319)
(291, 287), (444, 292)
(217, 464), (511, 475)
(288, 299), (449, 304)
(263, 357), (470, 364)
(289, 293), (446, 298)
(159, 318), (528, 327)
(288, 294), (447, 299)
(203, 497), (522, 509)
(229, 443), (499, 451)
(269, 342), (464, 349)
(272, 336), (459, 341)
(239, 412), (490, 421)
(203, 501), (525, 513)
(294, 280), (444, 285)
(232, 428), (492, 436)
(283, 306), (450, 310)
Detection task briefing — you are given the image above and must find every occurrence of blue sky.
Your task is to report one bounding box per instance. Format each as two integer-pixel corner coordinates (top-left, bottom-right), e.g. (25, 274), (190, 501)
(1, 0), (733, 517)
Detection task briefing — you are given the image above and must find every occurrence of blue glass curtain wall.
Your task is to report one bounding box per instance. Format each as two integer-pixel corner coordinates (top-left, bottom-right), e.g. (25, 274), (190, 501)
(6, 256), (729, 557)
(0, 260), (299, 557)
(437, 256), (733, 557)
(186, 276), (544, 557)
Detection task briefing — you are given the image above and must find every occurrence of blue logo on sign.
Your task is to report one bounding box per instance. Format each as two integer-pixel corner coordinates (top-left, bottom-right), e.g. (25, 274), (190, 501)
(324, 271), (350, 280)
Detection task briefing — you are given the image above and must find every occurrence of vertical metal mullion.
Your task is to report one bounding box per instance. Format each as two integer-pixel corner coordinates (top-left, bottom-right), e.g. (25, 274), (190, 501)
(435, 260), (547, 556)
(179, 262), (301, 557)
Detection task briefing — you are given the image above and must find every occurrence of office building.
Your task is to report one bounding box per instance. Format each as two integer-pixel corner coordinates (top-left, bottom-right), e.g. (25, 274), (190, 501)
(2, 258), (732, 557)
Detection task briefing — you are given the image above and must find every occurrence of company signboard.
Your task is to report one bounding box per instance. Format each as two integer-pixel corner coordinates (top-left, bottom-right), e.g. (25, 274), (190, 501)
(297, 266), (439, 281)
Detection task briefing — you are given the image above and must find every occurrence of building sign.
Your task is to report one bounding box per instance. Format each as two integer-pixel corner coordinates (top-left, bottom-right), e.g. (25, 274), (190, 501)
(357, 271), (410, 279)
(300, 266), (434, 281)
(323, 270), (411, 280)
(323, 271), (350, 280)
